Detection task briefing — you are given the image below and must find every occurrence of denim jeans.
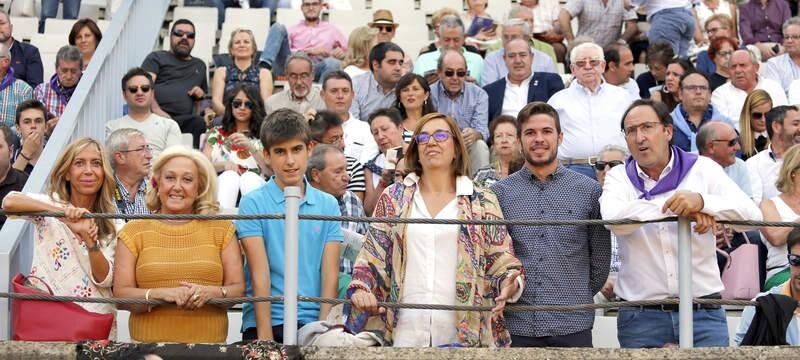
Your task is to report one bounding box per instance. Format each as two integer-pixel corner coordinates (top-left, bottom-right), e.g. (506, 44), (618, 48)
(648, 7), (696, 58)
(260, 23), (342, 82)
(564, 163), (597, 181)
(617, 307), (729, 348)
(39, 0), (81, 33)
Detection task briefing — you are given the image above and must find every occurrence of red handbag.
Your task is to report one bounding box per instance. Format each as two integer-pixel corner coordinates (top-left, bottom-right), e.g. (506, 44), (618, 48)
(11, 273), (114, 341)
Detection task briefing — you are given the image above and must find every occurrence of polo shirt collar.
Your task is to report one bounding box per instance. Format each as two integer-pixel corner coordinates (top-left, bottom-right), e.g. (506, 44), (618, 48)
(266, 176), (317, 205)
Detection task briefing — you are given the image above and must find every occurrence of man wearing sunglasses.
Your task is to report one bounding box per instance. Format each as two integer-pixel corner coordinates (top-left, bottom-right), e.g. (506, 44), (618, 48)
(711, 49), (787, 123)
(747, 106), (800, 204)
(106, 67), (182, 159)
(697, 122), (754, 199)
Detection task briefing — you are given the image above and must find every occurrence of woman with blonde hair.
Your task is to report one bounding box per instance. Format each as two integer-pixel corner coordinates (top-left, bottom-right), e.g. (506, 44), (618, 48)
(342, 26), (378, 79)
(113, 146), (245, 343)
(739, 89), (773, 160)
(760, 143), (800, 290)
(2, 137), (122, 338)
(210, 28), (273, 115)
(347, 112), (523, 347)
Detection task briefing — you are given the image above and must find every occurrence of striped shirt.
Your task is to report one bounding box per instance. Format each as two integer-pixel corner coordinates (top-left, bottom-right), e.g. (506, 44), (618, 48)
(33, 82), (67, 117)
(0, 79), (32, 128)
(346, 155), (366, 193)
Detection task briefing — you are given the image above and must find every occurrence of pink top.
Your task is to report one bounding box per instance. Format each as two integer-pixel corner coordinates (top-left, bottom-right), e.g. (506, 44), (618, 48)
(288, 20), (347, 54)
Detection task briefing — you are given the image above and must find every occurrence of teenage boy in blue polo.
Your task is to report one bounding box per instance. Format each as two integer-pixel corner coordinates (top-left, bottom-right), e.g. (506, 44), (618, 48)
(237, 108), (343, 342)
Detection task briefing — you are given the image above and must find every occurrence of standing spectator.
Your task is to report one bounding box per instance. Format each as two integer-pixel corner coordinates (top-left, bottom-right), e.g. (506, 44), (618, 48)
(39, 0), (81, 34)
(629, 0), (695, 58)
(740, 90), (774, 160)
(485, 39), (564, 122)
(105, 129), (152, 217)
(548, 42), (634, 180)
(707, 36), (738, 92)
(350, 42), (404, 121)
(69, 19), (102, 70)
(320, 71), (377, 164)
(34, 45), (82, 134)
(259, 0), (346, 82)
(603, 43), (640, 99)
(394, 73), (436, 143)
(414, 16), (484, 85)
(210, 29), (273, 116)
(694, 14), (736, 77)
(106, 68), (182, 159)
(481, 16), (558, 87)
(711, 50), (787, 122)
(601, 99), (761, 348)
(474, 115), (524, 188)
(141, 20), (208, 148)
(651, 58), (694, 112)
(635, 42), (673, 99)
(740, 0), (791, 62)
(748, 106), (800, 214)
(0, 43), (32, 128)
(0, 124), (27, 230)
(492, 102), (610, 347)
(763, 17), (800, 95)
(697, 122), (754, 198)
(11, 99), (47, 175)
(0, 12), (43, 88)
(521, 0), (567, 62)
(308, 110), (367, 202)
(430, 50), (491, 173)
(670, 71), (734, 152)
(265, 53), (325, 115)
(341, 26), (377, 79)
(559, 0), (638, 48)
(760, 143), (800, 289)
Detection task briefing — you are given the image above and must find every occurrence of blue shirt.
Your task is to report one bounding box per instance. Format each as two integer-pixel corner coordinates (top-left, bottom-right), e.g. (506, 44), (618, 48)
(236, 178), (344, 329)
(349, 72), (396, 121)
(429, 80), (489, 139)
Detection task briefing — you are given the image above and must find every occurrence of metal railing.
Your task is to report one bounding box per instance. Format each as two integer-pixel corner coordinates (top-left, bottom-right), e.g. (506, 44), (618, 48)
(0, 0), (171, 339)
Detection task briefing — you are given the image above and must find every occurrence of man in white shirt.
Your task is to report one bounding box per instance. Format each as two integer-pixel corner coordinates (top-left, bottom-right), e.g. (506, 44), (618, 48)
(320, 70), (378, 164)
(603, 43), (640, 99)
(763, 17), (800, 96)
(600, 99), (762, 348)
(106, 67), (182, 159)
(548, 42), (634, 180)
(711, 49), (788, 122)
(747, 105), (800, 204)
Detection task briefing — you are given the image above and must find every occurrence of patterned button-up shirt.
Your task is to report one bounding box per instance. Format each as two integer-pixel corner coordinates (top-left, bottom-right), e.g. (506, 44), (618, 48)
(114, 174), (150, 218)
(349, 72), (396, 120)
(338, 189), (368, 275)
(33, 81), (66, 117)
(0, 78), (32, 128)
(491, 165), (611, 337)
(430, 81), (489, 139)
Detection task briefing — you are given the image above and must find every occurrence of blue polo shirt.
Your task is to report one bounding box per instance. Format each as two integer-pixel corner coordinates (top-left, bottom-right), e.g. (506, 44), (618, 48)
(236, 177), (343, 329)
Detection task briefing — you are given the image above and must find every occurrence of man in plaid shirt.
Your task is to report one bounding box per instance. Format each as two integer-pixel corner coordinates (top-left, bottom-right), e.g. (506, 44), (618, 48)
(33, 45), (82, 135)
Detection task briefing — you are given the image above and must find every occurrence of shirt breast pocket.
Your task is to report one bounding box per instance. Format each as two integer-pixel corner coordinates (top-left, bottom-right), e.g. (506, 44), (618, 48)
(553, 203), (590, 256)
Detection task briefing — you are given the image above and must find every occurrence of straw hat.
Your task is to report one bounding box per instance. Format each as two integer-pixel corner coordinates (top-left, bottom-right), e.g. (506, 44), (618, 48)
(368, 9), (399, 28)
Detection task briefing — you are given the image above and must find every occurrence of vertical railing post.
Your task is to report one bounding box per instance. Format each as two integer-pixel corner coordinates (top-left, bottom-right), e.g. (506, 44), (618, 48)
(283, 186), (302, 345)
(678, 216), (694, 348)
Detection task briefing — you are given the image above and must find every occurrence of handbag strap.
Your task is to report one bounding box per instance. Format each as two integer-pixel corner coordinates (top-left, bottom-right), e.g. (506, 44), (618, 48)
(21, 274), (54, 295)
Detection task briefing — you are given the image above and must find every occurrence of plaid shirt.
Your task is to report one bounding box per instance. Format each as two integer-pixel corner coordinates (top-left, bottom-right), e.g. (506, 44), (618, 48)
(114, 174), (150, 218)
(0, 79), (32, 128)
(338, 190), (367, 274)
(33, 82), (66, 117)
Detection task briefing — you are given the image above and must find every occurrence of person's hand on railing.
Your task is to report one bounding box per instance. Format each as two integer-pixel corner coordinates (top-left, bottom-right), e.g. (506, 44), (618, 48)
(690, 212), (716, 235)
(351, 289), (385, 315)
(149, 287), (195, 310)
(492, 271), (521, 320)
(661, 191), (704, 217)
(179, 281), (214, 310)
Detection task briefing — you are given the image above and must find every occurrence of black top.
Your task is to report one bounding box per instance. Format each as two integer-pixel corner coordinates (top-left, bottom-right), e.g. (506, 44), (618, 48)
(0, 168), (28, 229)
(10, 39), (44, 88)
(635, 71), (662, 99)
(419, 43), (482, 57)
(141, 51), (208, 123)
(709, 72), (729, 93)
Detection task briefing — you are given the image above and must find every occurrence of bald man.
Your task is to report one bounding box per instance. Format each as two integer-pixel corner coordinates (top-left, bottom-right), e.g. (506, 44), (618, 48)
(697, 121), (754, 198)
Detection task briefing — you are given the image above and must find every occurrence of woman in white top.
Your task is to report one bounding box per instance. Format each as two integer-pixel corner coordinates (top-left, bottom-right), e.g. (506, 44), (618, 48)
(761, 144), (800, 289)
(363, 108), (406, 215)
(342, 26), (378, 80)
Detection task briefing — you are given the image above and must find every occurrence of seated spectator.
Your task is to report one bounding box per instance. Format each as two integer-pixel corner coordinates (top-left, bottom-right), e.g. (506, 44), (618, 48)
(259, 0), (346, 82)
(106, 68), (182, 159)
(237, 108), (342, 342)
(363, 108), (406, 215)
(603, 43), (640, 99)
(670, 71), (734, 152)
(0, 43), (32, 129)
(105, 129), (152, 217)
(350, 42), (404, 121)
(693, 0), (738, 49)
(740, 0), (791, 62)
(763, 17), (800, 95)
(635, 42), (672, 99)
(430, 50), (491, 172)
(697, 122), (753, 198)
(367, 9), (413, 74)
(204, 84), (268, 209)
(712, 49), (788, 122)
(421, 8), (482, 57)
(739, 90), (774, 160)
(747, 106), (800, 204)
(735, 227), (800, 346)
(630, 0), (695, 58)
(485, 38), (564, 122)
(0, 124), (27, 230)
(2, 137), (122, 338)
(210, 29), (273, 116)
(521, 0), (566, 62)
(559, 0), (638, 49)
(474, 115), (523, 187)
(481, 15), (558, 87)
(707, 36), (738, 92)
(114, 146), (245, 343)
(462, 0), (500, 52)
(394, 73), (436, 143)
(34, 45), (82, 134)
(593, 145), (628, 312)
(694, 14), (736, 77)
(265, 53), (325, 115)
(69, 19), (102, 70)
(308, 109), (366, 201)
(414, 16), (484, 85)
(0, 12), (43, 88)
(142, 19), (208, 148)
(342, 26), (377, 79)
(320, 71), (378, 164)
(12, 99), (47, 175)
(346, 112), (524, 347)
(652, 58), (694, 112)
(39, 0), (79, 33)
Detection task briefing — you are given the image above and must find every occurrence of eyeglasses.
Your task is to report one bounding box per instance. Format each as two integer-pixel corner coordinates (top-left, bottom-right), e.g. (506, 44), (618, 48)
(706, 26), (727, 34)
(712, 137), (739, 147)
(622, 121), (661, 138)
(718, 49), (734, 57)
(574, 59), (602, 68)
(681, 85), (708, 92)
(374, 25), (395, 32)
(784, 34), (800, 41)
(172, 29), (196, 39)
(415, 130), (453, 144)
(788, 253), (800, 267)
(443, 69), (468, 78)
(594, 160), (624, 171)
(232, 99), (254, 109)
(127, 85), (151, 94)
(751, 112), (765, 120)
(327, 135), (344, 145)
(119, 145), (151, 154)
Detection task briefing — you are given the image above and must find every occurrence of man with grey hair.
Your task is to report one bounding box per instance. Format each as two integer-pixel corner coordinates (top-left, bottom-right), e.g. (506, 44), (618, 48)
(558, 0), (637, 48)
(593, 144), (627, 311)
(763, 17), (800, 95)
(548, 42), (634, 180)
(0, 42), (32, 129)
(481, 15), (558, 86)
(33, 45), (83, 134)
(106, 128), (152, 217)
(265, 53), (326, 115)
(413, 15), (484, 85)
(697, 122), (754, 198)
(712, 49), (788, 122)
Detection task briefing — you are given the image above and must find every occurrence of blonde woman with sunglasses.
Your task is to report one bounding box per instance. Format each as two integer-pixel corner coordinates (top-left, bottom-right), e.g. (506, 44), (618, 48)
(739, 89), (773, 160)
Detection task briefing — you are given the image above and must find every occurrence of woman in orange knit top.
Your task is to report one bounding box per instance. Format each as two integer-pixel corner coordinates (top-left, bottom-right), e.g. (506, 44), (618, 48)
(113, 146), (245, 343)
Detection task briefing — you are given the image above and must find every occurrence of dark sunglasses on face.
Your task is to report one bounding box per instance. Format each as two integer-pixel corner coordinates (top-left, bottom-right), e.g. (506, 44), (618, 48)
(375, 25), (395, 32)
(788, 253), (800, 267)
(752, 112), (765, 120)
(444, 69), (468, 78)
(232, 99), (254, 109)
(594, 160), (624, 171)
(712, 137), (739, 147)
(415, 130), (452, 144)
(127, 85), (151, 94)
(172, 29), (196, 39)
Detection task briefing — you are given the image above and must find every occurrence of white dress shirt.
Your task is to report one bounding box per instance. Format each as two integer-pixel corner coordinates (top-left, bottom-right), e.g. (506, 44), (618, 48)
(501, 75), (532, 117)
(548, 81), (634, 160)
(711, 78), (788, 129)
(341, 113), (378, 164)
(746, 145), (782, 205)
(789, 79), (800, 105)
(600, 153), (762, 301)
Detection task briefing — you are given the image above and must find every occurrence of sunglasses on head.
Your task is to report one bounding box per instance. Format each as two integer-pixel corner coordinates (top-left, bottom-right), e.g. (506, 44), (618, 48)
(415, 130), (452, 144)
(788, 253), (800, 267)
(712, 137), (740, 147)
(232, 99), (254, 109)
(127, 85), (151, 94)
(594, 160), (624, 171)
(751, 112), (765, 120)
(444, 69), (468, 78)
(172, 29), (196, 39)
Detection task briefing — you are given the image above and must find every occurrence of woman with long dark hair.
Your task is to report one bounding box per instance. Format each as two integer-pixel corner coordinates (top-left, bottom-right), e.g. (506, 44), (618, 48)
(393, 73), (436, 143)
